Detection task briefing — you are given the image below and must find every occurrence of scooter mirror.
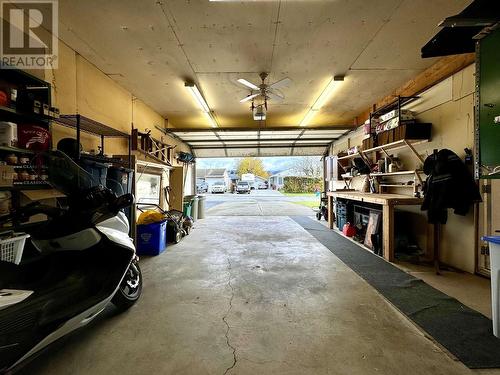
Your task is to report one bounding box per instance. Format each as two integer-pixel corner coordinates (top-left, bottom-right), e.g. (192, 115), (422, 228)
(114, 194), (135, 210)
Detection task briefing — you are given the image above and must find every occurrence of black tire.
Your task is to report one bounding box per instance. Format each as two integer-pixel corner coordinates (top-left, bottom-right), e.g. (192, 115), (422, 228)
(112, 259), (142, 311)
(316, 212), (322, 220)
(174, 230), (182, 243)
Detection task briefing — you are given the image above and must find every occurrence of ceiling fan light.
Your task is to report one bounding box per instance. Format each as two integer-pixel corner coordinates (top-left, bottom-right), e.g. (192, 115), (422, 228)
(237, 78), (259, 90)
(185, 82), (210, 113)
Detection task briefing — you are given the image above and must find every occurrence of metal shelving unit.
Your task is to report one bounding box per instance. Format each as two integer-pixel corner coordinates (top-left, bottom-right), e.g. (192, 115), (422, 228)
(54, 114), (131, 164)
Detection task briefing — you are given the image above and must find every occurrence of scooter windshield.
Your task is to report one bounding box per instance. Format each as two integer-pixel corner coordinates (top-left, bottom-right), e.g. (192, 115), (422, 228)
(42, 151), (98, 197)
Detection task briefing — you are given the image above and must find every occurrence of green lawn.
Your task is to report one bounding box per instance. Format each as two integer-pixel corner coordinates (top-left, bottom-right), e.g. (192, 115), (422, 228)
(292, 201), (320, 209)
(282, 192), (318, 197)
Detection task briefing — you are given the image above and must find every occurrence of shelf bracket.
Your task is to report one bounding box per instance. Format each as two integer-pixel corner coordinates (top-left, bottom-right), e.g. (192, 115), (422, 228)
(403, 140), (425, 165)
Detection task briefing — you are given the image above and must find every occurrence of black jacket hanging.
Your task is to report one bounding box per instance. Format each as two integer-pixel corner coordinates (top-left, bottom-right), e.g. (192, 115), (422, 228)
(421, 149), (481, 224)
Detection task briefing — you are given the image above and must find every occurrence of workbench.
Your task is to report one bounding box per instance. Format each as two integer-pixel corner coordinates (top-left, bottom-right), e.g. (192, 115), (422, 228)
(327, 191), (423, 261)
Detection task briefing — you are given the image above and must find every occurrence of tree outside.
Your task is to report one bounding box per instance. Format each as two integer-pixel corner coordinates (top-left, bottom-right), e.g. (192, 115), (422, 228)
(236, 157), (269, 178)
(290, 156), (323, 178)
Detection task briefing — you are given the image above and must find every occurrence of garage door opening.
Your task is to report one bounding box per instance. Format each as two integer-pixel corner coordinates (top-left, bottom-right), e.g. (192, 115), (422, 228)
(195, 155), (325, 217)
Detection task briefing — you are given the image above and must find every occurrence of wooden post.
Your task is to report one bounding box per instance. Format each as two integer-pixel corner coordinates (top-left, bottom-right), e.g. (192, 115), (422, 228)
(382, 204), (395, 261)
(328, 195), (334, 230)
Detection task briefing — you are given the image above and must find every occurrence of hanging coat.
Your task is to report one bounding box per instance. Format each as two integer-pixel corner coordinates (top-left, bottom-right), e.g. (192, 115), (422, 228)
(421, 149), (481, 224)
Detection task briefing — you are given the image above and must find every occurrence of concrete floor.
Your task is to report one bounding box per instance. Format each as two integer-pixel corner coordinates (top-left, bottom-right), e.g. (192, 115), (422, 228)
(204, 190), (318, 216)
(20, 214), (498, 375)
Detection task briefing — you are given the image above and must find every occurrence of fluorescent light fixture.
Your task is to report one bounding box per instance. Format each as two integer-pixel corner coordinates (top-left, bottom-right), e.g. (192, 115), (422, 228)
(203, 111), (218, 128)
(185, 82), (210, 113)
(185, 81), (218, 127)
(299, 75), (344, 127)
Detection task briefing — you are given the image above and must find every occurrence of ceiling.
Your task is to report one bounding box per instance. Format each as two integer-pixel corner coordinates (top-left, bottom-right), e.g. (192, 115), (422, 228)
(58, 0), (472, 130)
(170, 127), (351, 157)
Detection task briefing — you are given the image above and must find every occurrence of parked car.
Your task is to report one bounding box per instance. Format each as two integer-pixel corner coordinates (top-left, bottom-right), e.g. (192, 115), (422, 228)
(196, 179), (208, 193)
(236, 181), (251, 194)
(211, 181), (225, 194)
(257, 181), (268, 189)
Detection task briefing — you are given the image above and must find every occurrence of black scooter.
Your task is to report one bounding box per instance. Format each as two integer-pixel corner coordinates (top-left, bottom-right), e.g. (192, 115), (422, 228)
(0, 151), (142, 374)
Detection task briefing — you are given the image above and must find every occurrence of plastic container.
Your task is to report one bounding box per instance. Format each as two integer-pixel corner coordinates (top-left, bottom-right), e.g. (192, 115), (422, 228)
(0, 122), (17, 147)
(183, 195), (199, 220)
(183, 201), (192, 217)
(0, 233), (30, 264)
(107, 166), (133, 196)
(197, 195), (206, 219)
(80, 159), (108, 187)
(483, 236), (500, 337)
(191, 196), (199, 221)
(137, 220), (167, 256)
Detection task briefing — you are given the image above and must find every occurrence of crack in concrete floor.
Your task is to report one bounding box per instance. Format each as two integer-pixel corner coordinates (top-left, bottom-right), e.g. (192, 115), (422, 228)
(222, 257), (237, 375)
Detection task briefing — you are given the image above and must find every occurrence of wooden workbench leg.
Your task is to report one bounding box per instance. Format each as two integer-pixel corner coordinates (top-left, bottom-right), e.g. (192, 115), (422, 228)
(328, 195), (334, 230)
(382, 204), (394, 262)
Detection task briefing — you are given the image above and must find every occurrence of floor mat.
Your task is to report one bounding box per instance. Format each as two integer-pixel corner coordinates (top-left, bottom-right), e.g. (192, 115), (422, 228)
(292, 216), (500, 369)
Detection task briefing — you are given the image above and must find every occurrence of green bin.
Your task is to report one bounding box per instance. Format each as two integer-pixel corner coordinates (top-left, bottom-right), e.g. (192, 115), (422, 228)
(183, 201), (192, 217)
(183, 195), (199, 220)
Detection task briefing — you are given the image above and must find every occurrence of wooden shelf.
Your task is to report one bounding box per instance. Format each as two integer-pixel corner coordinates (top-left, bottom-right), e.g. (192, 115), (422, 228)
(0, 182), (50, 191)
(379, 184), (414, 188)
(370, 170), (422, 177)
(366, 139), (428, 154)
(337, 139), (428, 161)
(337, 152), (363, 161)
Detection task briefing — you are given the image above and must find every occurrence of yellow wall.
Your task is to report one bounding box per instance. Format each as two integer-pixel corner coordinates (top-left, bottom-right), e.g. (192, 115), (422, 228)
(329, 64), (477, 273)
(44, 40), (191, 163)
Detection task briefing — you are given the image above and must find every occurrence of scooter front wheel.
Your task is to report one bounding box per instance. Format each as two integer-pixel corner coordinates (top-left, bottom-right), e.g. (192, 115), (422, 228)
(112, 258), (142, 311)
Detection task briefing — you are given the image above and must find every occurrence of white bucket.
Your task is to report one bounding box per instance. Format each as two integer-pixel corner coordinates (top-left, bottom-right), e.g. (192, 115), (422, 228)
(484, 236), (500, 338)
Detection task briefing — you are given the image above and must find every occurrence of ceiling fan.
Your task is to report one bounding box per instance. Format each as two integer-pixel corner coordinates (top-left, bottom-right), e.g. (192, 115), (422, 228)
(237, 72), (292, 120)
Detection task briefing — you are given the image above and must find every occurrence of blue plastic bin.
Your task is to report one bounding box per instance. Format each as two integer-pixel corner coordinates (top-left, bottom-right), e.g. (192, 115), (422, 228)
(137, 220), (167, 256)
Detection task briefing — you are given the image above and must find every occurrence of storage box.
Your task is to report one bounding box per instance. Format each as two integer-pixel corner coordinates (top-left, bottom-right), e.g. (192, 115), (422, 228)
(137, 220), (167, 256)
(377, 131), (388, 146)
(80, 158), (109, 187)
(0, 233), (30, 264)
(0, 122), (17, 147)
(398, 123), (431, 140)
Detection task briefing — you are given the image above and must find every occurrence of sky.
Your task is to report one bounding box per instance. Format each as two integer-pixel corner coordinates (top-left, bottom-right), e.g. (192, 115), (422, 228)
(196, 156), (321, 175)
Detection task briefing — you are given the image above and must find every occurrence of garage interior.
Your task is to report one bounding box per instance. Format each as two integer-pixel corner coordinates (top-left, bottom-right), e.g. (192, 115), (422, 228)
(1, 0), (500, 374)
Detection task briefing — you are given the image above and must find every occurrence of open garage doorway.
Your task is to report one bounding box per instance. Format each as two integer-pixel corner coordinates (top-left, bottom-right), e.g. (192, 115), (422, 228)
(170, 127), (349, 218)
(195, 155), (325, 217)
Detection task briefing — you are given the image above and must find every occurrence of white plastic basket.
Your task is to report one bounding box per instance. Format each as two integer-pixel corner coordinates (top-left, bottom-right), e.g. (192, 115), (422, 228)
(0, 233), (30, 265)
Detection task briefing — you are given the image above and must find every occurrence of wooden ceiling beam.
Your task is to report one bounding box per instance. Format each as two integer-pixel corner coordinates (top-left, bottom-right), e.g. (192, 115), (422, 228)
(353, 52), (476, 125)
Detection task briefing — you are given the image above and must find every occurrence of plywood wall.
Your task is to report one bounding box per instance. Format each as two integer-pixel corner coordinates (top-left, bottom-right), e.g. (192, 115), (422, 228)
(44, 40), (191, 163)
(329, 64), (477, 273)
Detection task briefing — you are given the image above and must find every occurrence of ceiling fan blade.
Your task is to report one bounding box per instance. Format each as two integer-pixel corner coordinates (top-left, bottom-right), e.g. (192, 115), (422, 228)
(269, 77), (292, 90)
(237, 78), (260, 90)
(240, 93), (260, 103)
(266, 91), (285, 102)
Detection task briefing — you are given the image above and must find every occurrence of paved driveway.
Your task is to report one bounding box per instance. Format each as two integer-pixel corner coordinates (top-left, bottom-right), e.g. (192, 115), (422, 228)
(202, 190), (318, 217)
